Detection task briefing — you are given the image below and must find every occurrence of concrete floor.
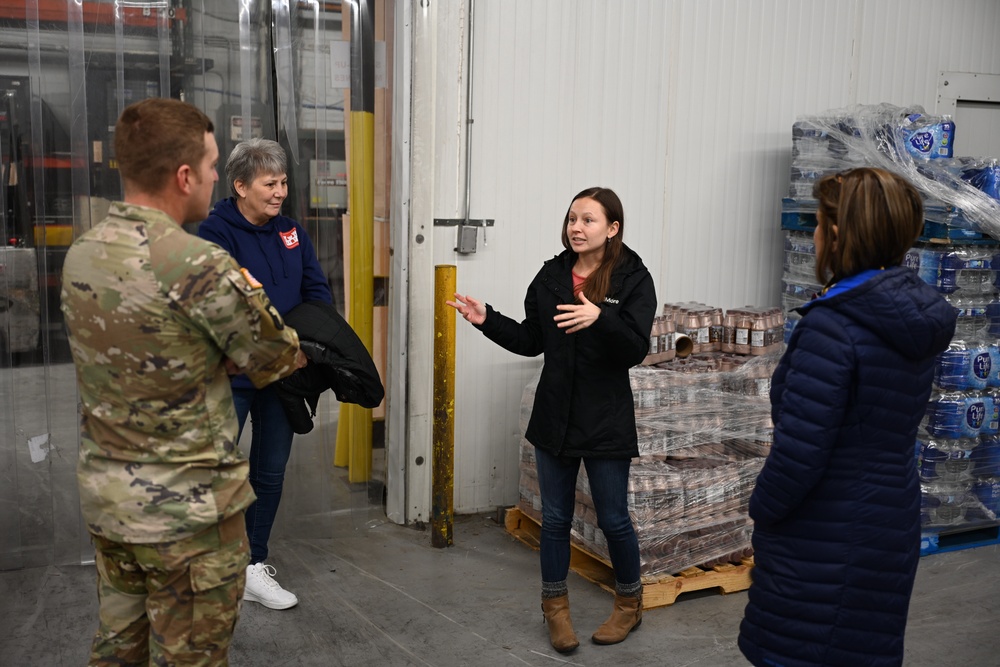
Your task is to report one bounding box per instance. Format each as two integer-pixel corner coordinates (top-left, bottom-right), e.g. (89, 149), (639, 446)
(3, 365), (998, 665)
(2, 508), (999, 666)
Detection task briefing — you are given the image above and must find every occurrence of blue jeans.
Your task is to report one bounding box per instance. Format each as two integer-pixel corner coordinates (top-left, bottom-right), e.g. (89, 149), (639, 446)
(232, 386), (294, 564)
(533, 447), (640, 586)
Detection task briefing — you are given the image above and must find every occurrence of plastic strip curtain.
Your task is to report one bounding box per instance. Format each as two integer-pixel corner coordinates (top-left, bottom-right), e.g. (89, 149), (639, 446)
(25, 2), (45, 341)
(239, 0), (254, 136)
(310, 1), (328, 167)
(273, 0), (299, 164)
(68, 0), (91, 236)
(114, 2), (125, 120)
(157, 4), (170, 99)
(196, 0), (208, 113)
(0, 0), (51, 573)
(65, 0), (95, 567)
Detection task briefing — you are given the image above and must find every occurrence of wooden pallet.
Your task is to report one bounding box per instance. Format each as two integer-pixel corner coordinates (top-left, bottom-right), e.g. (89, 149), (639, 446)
(504, 507), (753, 609)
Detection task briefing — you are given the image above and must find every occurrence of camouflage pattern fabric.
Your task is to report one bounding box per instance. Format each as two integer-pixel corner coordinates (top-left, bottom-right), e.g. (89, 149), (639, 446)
(61, 201), (301, 544)
(89, 511), (249, 666)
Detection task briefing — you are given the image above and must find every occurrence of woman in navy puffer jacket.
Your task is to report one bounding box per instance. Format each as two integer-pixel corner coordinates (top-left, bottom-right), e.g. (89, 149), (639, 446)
(738, 168), (957, 667)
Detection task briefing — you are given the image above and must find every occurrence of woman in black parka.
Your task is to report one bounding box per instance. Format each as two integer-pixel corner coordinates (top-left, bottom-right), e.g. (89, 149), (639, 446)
(738, 168), (957, 667)
(448, 187), (656, 653)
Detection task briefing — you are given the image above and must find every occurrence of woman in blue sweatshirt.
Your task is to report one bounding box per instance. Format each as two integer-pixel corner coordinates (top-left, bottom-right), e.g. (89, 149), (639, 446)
(199, 138), (332, 610)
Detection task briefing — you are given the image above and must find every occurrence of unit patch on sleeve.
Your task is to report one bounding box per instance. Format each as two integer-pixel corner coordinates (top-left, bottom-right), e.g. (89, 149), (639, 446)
(240, 267), (263, 289)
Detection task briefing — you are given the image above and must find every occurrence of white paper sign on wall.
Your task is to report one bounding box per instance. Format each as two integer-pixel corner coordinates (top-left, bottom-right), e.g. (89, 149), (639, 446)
(330, 41), (387, 90)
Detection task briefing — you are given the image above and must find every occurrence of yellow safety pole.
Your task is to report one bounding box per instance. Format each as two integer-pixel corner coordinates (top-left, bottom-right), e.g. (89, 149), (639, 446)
(432, 265), (456, 547)
(336, 0), (375, 482)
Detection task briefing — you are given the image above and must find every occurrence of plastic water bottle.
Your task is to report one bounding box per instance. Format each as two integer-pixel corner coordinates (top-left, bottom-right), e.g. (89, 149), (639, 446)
(989, 341), (1000, 387)
(920, 480), (972, 527)
(917, 437), (978, 482)
(788, 232), (816, 282)
(936, 340), (973, 390)
(936, 340), (993, 390)
(971, 477), (1000, 520)
(970, 343), (993, 391)
(974, 433), (1000, 478)
(914, 245), (944, 288)
(940, 248), (997, 295)
(924, 391), (968, 438)
(947, 293), (991, 340)
(987, 303), (1000, 338)
(981, 390), (1000, 436)
(964, 393), (987, 438)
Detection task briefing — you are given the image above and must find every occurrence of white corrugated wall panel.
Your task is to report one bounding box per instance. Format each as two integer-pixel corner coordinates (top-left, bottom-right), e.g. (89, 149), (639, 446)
(663, 0), (860, 309)
(854, 0), (1000, 106)
(450, 0), (670, 512)
(444, 0), (1000, 513)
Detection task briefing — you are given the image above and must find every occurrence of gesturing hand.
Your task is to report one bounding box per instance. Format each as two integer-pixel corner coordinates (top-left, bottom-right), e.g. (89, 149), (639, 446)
(446, 292), (487, 326)
(555, 293), (601, 334)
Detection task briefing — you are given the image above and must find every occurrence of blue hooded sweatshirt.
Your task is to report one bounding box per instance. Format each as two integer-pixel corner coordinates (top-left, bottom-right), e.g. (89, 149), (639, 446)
(198, 197), (333, 388)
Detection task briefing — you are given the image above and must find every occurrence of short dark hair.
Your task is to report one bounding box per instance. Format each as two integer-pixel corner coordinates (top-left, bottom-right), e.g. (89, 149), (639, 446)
(813, 167), (924, 284)
(114, 98), (214, 194)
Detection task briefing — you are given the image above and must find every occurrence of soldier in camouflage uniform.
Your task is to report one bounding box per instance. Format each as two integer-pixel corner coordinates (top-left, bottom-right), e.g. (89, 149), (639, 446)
(61, 98), (303, 666)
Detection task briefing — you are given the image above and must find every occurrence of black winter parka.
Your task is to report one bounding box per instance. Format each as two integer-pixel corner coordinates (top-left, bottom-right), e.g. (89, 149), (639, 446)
(477, 245), (656, 459)
(273, 300), (384, 434)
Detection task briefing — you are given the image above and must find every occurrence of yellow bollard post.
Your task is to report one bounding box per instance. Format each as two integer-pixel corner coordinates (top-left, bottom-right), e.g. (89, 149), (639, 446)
(432, 265), (456, 548)
(336, 0), (375, 483)
(344, 107), (375, 483)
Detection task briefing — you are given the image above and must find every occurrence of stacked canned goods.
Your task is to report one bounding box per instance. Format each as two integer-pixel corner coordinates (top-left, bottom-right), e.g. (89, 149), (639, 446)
(643, 302), (784, 366)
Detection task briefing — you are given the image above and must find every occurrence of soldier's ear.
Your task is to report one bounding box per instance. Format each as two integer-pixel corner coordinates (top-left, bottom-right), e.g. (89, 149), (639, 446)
(176, 164), (195, 195)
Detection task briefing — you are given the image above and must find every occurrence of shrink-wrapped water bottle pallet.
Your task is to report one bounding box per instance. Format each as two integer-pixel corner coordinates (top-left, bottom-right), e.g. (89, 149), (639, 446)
(920, 522), (1000, 557)
(781, 199), (1000, 246)
(504, 506), (753, 609)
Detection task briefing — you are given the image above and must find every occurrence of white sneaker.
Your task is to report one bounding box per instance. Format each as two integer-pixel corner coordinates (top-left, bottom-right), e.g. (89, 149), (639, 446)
(244, 563), (299, 610)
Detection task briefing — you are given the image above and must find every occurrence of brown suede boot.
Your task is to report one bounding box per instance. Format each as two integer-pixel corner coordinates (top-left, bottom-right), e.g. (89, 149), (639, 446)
(541, 595), (580, 653)
(591, 592), (643, 645)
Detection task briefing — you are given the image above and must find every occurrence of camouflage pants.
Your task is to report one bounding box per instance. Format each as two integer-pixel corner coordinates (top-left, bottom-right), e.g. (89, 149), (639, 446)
(88, 511), (250, 667)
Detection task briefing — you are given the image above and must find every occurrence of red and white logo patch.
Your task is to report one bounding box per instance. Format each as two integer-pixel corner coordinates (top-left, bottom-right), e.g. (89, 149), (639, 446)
(279, 228), (300, 249)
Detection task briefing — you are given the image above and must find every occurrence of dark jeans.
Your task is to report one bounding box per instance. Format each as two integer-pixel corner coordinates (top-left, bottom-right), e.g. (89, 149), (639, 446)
(533, 446), (640, 586)
(232, 386), (295, 564)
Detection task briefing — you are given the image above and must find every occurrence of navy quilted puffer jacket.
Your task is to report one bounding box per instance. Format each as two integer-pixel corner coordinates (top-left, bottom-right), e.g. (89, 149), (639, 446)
(739, 266), (956, 667)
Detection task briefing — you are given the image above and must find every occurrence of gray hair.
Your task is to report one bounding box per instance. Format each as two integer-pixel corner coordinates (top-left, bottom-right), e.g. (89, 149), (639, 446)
(225, 138), (287, 196)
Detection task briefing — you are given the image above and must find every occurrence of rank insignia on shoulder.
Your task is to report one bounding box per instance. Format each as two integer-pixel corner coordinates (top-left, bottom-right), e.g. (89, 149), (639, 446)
(240, 267), (263, 289)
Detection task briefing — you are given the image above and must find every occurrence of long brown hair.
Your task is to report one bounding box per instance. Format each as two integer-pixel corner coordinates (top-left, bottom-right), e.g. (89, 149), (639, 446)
(561, 187), (625, 303)
(813, 167), (924, 285)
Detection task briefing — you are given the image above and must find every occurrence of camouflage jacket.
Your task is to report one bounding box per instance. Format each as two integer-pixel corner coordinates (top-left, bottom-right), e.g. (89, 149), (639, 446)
(61, 202), (301, 543)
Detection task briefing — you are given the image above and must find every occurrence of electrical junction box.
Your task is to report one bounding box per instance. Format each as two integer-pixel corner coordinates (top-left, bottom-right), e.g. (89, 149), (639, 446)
(456, 225), (478, 254)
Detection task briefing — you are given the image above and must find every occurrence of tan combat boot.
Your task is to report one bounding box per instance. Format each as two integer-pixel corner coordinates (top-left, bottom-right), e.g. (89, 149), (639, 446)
(541, 595), (579, 653)
(591, 592), (643, 645)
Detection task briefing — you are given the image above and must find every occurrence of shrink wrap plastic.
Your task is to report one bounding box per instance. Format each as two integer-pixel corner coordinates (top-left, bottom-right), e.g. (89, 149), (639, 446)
(789, 103), (1000, 235)
(517, 352), (779, 578)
